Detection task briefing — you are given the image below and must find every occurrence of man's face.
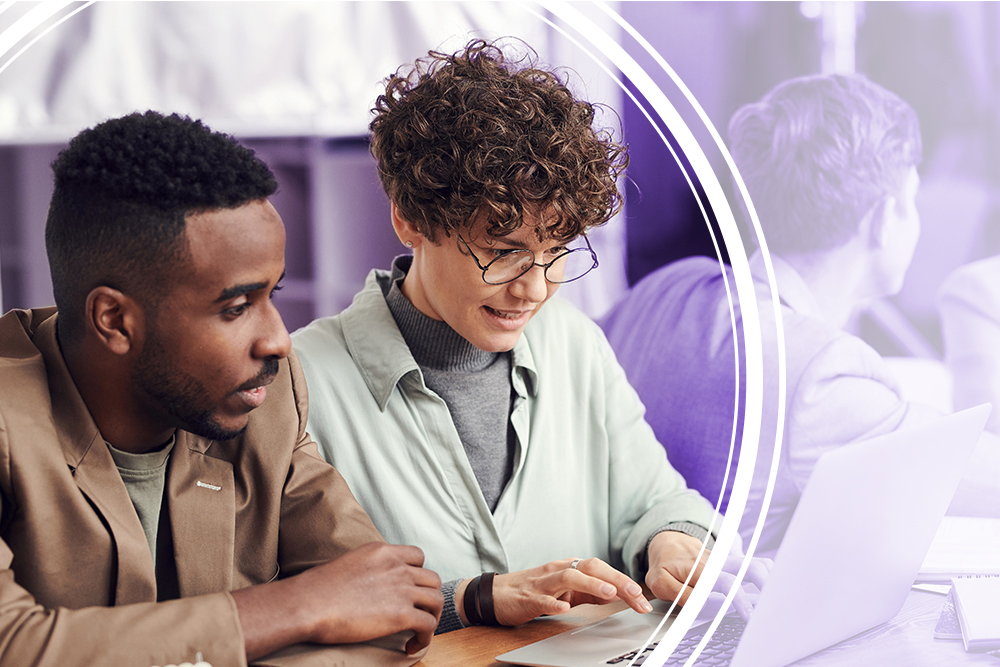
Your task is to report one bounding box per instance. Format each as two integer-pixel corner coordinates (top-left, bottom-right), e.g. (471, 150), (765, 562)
(131, 199), (290, 440)
(403, 214), (569, 353)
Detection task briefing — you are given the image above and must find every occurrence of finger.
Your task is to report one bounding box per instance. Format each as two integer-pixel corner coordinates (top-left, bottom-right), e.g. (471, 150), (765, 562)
(391, 543), (427, 567)
(743, 557), (772, 590)
(404, 607), (439, 655)
(648, 570), (694, 607)
(683, 549), (711, 587)
(547, 568), (620, 602)
(710, 570), (753, 620)
(730, 584), (754, 620)
(412, 583), (445, 621)
(574, 558), (648, 606)
(537, 595), (571, 617)
(410, 565), (443, 590)
(573, 591), (653, 613)
(406, 626), (433, 655)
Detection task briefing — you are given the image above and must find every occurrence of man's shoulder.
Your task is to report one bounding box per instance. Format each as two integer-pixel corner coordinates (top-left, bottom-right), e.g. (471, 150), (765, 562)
(0, 308), (59, 415)
(601, 256), (736, 360)
(0, 307), (57, 360)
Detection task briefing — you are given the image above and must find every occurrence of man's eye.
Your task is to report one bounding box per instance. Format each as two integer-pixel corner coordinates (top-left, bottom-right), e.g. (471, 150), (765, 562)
(224, 303), (250, 318)
(270, 283), (284, 299)
(486, 248), (516, 259)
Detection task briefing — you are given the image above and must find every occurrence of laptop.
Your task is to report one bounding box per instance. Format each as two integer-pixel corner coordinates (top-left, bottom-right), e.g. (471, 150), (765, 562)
(497, 404), (991, 667)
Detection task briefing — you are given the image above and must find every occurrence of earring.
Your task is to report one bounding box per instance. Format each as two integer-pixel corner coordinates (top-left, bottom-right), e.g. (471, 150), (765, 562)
(405, 241), (413, 248)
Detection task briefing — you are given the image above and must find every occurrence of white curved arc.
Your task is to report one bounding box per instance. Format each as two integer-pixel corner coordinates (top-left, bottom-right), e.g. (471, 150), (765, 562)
(0, 1), (96, 79)
(514, 9), (738, 665)
(531, 3), (787, 667)
(0, 0), (76, 60)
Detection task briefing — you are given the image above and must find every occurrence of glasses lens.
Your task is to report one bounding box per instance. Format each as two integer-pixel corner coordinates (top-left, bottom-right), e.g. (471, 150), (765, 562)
(546, 249), (597, 283)
(483, 250), (535, 284)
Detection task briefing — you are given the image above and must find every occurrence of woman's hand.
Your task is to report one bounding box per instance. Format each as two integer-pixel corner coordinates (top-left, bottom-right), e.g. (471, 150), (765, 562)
(458, 557), (653, 627)
(645, 531), (772, 620)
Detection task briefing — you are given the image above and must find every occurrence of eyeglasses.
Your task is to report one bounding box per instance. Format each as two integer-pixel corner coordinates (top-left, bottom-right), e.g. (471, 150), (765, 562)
(457, 234), (599, 285)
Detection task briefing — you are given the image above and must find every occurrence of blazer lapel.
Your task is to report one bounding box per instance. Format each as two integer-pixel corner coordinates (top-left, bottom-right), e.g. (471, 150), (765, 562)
(71, 440), (159, 604)
(35, 315), (157, 605)
(168, 431), (235, 597)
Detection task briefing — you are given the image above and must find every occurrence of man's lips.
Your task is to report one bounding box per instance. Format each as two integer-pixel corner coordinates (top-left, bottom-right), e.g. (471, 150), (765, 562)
(234, 371), (277, 409)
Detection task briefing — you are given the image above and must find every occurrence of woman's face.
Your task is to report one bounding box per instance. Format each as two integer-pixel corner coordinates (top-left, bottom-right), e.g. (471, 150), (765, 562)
(400, 213), (570, 353)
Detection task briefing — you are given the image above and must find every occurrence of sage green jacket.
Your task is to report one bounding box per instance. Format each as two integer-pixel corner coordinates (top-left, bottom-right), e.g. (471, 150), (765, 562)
(292, 269), (717, 583)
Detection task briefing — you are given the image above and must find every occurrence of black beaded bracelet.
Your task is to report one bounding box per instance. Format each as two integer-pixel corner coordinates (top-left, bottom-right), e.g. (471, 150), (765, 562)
(463, 575), (483, 626)
(479, 572), (499, 626)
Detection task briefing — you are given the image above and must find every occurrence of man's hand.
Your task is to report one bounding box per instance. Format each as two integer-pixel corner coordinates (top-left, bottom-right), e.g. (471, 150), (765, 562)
(459, 557), (652, 627)
(233, 542), (443, 660)
(645, 531), (772, 619)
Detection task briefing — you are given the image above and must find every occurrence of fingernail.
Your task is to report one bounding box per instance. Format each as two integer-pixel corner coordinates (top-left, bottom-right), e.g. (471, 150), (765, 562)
(601, 584), (615, 596)
(627, 583), (642, 597)
(641, 599), (653, 612)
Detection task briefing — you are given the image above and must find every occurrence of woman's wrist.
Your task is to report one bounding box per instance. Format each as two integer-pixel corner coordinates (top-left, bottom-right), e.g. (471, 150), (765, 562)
(456, 573), (501, 626)
(455, 577), (474, 626)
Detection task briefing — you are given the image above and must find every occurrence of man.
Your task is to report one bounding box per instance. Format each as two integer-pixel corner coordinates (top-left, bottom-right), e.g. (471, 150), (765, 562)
(0, 111), (442, 666)
(292, 40), (762, 634)
(725, 73), (936, 555)
(605, 73), (938, 557)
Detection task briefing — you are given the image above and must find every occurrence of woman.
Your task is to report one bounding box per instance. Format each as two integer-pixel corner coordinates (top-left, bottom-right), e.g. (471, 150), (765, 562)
(292, 39), (719, 632)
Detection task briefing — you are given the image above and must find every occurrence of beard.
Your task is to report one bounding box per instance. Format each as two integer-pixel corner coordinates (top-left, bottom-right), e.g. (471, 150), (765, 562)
(131, 328), (277, 441)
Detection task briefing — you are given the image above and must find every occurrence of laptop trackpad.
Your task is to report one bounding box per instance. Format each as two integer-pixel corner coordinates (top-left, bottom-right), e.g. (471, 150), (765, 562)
(571, 604), (672, 642)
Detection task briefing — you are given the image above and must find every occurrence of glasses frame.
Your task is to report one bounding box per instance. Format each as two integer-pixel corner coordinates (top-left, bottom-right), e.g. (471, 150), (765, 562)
(457, 234), (599, 285)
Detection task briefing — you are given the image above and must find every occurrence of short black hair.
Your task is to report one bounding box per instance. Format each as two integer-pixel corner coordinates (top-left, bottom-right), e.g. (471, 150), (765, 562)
(45, 111), (277, 341)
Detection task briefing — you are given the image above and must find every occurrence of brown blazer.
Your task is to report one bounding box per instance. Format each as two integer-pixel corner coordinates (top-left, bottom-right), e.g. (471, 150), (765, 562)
(0, 308), (397, 667)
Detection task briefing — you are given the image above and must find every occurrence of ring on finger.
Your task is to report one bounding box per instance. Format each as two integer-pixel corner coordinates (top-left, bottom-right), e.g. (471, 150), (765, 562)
(570, 558), (582, 570)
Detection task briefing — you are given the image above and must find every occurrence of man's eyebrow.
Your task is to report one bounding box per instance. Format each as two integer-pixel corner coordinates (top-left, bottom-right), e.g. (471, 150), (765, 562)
(215, 271), (285, 302)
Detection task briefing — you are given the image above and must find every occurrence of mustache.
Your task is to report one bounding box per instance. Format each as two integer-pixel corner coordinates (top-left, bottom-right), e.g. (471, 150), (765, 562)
(236, 357), (281, 392)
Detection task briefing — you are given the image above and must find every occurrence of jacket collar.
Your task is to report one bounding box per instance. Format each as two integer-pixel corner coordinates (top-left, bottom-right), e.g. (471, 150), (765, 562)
(341, 267), (538, 411)
(749, 250), (825, 320)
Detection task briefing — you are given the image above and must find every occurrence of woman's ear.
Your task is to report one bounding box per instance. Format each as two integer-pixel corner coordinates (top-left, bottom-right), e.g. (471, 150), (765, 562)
(85, 286), (144, 356)
(391, 203), (422, 249)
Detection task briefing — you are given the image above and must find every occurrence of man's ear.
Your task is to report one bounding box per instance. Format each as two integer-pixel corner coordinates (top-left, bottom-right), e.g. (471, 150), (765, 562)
(84, 286), (144, 356)
(391, 203), (422, 248)
(866, 195), (897, 250)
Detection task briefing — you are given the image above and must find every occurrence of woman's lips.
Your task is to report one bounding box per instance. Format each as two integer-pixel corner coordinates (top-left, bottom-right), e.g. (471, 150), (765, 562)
(483, 305), (532, 329)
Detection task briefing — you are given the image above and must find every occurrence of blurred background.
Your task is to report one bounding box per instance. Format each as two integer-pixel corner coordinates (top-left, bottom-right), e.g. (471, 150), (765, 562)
(0, 0), (997, 368)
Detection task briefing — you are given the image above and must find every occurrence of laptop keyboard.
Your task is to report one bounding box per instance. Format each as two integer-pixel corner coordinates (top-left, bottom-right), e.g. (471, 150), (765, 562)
(605, 614), (746, 666)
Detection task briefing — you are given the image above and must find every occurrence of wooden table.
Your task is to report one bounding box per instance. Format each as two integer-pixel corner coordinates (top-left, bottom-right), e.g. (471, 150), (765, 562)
(418, 589), (1000, 666)
(418, 601), (628, 667)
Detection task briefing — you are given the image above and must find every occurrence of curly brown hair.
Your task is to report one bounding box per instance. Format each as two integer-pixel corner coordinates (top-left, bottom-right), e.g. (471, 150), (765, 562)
(369, 39), (628, 242)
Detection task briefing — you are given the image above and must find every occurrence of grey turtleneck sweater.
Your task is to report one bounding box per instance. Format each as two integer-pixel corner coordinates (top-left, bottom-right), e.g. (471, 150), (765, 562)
(383, 258), (516, 512)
